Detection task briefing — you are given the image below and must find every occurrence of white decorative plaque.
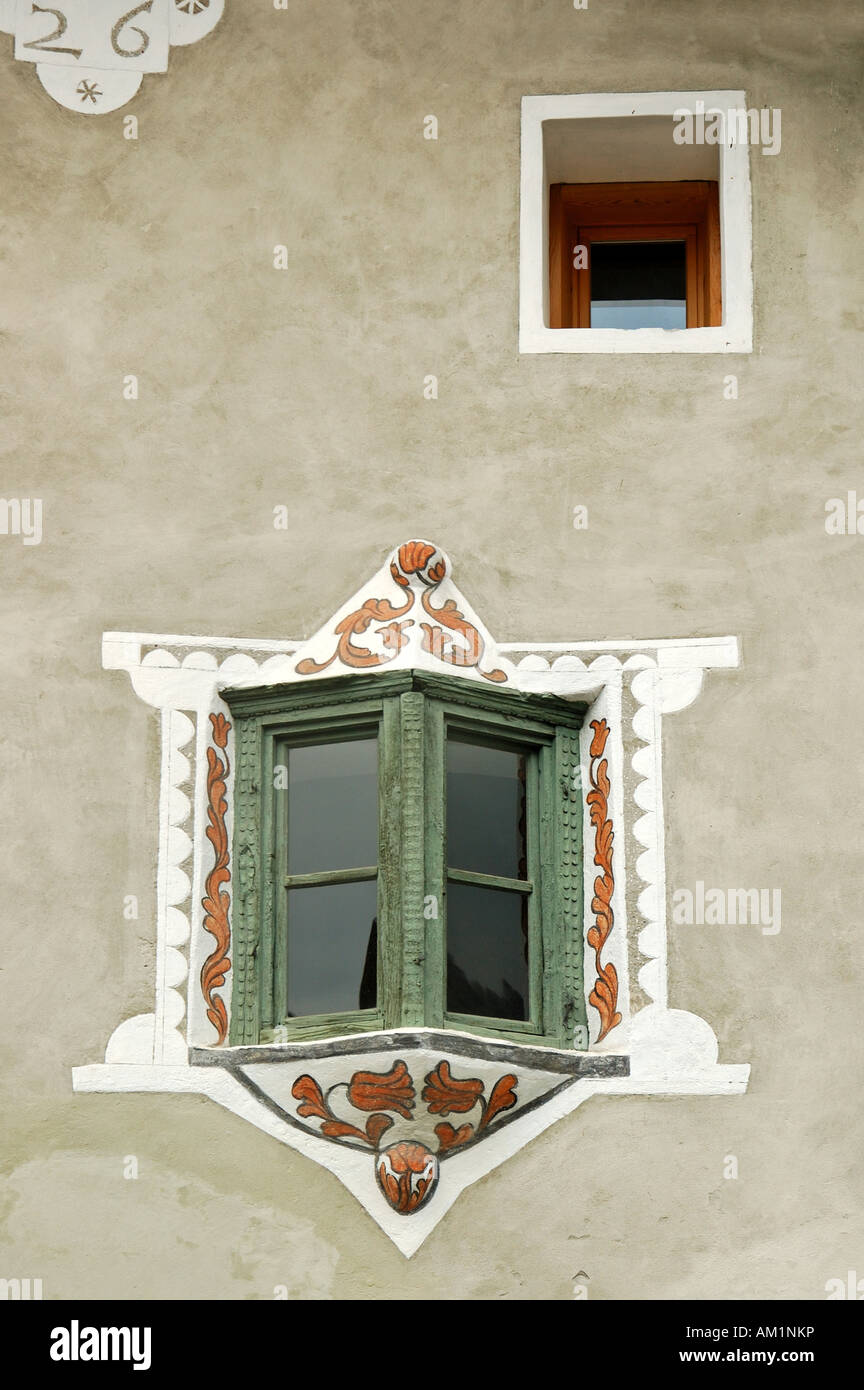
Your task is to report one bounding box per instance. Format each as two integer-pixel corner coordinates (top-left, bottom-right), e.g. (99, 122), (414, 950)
(1, 0), (223, 112)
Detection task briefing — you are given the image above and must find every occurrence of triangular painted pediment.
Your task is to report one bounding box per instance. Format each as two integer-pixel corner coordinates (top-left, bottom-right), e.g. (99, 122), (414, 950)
(290, 540), (515, 686)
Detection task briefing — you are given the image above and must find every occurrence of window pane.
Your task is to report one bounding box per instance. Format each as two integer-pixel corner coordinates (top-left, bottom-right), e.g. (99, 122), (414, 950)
(446, 882), (528, 1021)
(590, 240), (686, 329)
(286, 880), (378, 1017)
(446, 738), (527, 879)
(287, 738), (378, 874)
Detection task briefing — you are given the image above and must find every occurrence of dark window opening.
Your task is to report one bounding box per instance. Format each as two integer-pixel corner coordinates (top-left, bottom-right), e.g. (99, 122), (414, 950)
(589, 239), (687, 329)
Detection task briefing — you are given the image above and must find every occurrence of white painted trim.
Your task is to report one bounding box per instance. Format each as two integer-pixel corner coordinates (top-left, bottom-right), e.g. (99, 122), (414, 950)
(519, 91), (753, 354)
(500, 635), (739, 660)
(631, 668), (668, 1007)
(103, 632), (299, 666)
(153, 710), (194, 1062)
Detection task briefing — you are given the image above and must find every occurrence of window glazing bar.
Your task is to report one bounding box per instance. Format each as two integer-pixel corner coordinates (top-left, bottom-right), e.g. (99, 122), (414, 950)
(446, 867), (533, 894)
(283, 866), (378, 889)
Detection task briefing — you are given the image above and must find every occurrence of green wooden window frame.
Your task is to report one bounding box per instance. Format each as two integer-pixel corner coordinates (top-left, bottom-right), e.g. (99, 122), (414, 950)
(223, 670), (587, 1050)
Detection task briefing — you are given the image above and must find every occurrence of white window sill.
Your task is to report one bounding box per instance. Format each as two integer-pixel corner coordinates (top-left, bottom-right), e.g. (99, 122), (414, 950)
(520, 324), (752, 355)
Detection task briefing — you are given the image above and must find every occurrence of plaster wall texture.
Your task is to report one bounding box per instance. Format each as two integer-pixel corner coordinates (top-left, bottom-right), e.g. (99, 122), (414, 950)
(1, 0), (862, 1299)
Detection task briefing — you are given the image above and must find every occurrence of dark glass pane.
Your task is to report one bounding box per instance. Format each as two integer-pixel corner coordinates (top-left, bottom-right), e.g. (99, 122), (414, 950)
(446, 882), (528, 1021)
(446, 739), (527, 879)
(287, 738), (377, 874)
(286, 880), (378, 1017)
(590, 240), (687, 329)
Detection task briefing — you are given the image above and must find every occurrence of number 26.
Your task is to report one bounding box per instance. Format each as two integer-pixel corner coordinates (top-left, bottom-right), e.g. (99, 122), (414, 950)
(22, 2), (155, 61)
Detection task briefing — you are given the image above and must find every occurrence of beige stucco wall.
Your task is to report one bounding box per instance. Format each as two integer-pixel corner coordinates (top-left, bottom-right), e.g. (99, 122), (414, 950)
(1, 0), (862, 1299)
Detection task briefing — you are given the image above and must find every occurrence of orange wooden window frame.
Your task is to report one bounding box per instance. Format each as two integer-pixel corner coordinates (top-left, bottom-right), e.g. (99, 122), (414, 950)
(549, 181), (721, 330)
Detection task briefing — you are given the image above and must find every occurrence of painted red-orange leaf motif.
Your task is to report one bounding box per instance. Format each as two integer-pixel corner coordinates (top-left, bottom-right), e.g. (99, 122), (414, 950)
(291, 1074), (329, 1121)
(296, 541), (508, 683)
(200, 712), (232, 1045)
(296, 594), (414, 675)
(364, 1114), (395, 1146)
(586, 718), (622, 1043)
(292, 1075), (394, 1149)
(434, 1122), (475, 1152)
(320, 1119), (371, 1143)
(347, 1060), (415, 1118)
(391, 540), (437, 585)
(422, 1060), (484, 1116)
(420, 590), (507, 684)
(478, 1073), (518, 1131)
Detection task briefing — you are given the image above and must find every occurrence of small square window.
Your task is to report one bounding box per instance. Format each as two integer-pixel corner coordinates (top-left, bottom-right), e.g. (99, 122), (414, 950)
(549, 181), (721, 329)
(519, 92), (753, 353)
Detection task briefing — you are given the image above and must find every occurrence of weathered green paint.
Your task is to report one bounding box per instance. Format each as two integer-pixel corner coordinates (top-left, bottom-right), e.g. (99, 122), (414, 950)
(226, 669), (586, 727)
(555, 728), (587, 1049)
(447, 867), (533, 893)
(398, 692), (427, 1026)
(229, 715), (262, 1045)
(422, 696), (446, 1028)
(223, 671), (587, 1049)
(262, 728), (279, 1034)
(377, 696), (403, 1028)
(282, 866), (377, 889)
(525, 749), (544, 1034)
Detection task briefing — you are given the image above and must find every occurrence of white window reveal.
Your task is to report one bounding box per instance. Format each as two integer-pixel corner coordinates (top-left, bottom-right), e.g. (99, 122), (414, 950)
(519, 91), (754, 354)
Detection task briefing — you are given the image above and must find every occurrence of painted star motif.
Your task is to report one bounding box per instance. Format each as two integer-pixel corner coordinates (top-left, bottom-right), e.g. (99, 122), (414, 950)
(76, 80), (102, 104)
(175, 0), (210, 13)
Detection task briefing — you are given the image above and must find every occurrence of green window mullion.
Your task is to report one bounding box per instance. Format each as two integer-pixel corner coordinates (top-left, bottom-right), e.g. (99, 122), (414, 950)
(536, 740), (561, 1044)
(261, 728), (280, 1035)
(396, 690), (428, 1027)
(228, 712), (264, 1046)
(551, 725), (586, 1048)
(525, 750), (544, 1033)
(377, 697), (403, 1028)
(423, 696), (446, 1028)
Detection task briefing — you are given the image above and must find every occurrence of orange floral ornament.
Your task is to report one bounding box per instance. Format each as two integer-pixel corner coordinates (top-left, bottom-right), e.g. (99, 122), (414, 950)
(422, 1060), (484, 1115)
(291, 1073), (397, 1147)
(586, 718), (622, 1043)
(347, 1060), (415, 1119)
(291, 1058), (522, 1208)
(390, 539), (446, 587)
(294, 539), (509, 683)
(200, 712), (232, 1045)
(376, 1142), (439, 1215)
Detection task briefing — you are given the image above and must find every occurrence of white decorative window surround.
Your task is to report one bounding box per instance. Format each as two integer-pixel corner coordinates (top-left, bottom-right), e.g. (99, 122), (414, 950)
(519, 91), (754, 354)
(0, 0), (224, 114)
(73, 540), (749, 1257)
